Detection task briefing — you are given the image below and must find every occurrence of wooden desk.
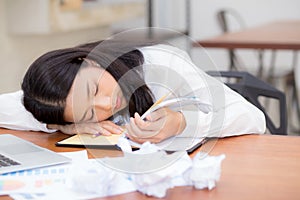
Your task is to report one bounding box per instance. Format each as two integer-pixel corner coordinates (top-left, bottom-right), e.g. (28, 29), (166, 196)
(195, 20), (300, 50)
(1, 128), (300, 200)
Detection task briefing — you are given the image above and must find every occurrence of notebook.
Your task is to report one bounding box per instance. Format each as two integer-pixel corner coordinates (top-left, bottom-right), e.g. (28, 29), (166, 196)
(56, 134), (122, 149)
(0, 134), (71, 174)
(56, 133), (207, 153)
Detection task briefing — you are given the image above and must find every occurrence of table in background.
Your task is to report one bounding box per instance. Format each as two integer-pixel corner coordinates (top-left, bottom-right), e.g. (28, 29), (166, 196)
(1, 128), (300, 200)
(195, 20), (300, 75)
(195, 20), (300, 50)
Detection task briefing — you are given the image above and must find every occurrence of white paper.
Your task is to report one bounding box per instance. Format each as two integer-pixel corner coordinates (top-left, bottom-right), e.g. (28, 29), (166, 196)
(0, 150), (87, 195)
(7, 142), (226, 199)
(100, 140), (225, 198)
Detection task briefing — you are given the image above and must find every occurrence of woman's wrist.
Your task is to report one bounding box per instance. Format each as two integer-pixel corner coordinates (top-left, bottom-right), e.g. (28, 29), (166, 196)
(47, 124), (74, 135)
(47, 124), (58, 130)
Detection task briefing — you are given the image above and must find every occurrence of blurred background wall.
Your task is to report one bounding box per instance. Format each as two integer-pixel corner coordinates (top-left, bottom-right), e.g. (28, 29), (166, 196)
(0, 0), (143, 93)
(1, 0), (300, 92)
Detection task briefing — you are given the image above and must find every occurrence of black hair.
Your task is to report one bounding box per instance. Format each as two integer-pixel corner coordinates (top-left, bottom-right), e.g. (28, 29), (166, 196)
(21, 39), (156, 124)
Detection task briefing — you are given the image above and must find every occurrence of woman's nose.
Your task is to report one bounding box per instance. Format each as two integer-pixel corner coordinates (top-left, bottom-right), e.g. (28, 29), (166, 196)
(93, 95), (112, 111)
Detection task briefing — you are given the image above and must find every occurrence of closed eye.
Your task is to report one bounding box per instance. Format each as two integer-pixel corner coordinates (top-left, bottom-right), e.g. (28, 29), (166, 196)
(87, 83), (98, 122)
(94, 83), (98, 96)
(89, 109), (95, 121)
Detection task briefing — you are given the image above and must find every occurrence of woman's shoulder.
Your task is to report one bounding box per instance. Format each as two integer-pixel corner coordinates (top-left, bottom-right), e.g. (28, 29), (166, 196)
(139, 44), (190, 63)
(140, 43), (184, 53)
(0, 90), (23, 99)
(0, 90), (24, 110)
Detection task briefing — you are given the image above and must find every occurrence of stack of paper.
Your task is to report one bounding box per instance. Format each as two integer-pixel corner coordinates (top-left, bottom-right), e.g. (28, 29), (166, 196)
(2, 140), (225, 199)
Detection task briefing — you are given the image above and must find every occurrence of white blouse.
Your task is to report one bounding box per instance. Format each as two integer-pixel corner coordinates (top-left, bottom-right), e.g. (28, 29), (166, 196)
(0, 90), (54, 132)
(0, 44), (266, 138)
(140, 44), (266, 138)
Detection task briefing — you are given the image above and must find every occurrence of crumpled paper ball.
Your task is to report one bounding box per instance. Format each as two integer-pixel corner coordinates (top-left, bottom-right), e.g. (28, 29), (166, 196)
(131, 152), (192, 198)
(66, 160), (115, 196)
(65, 138), (226, 199)
(185, 153), (226, 190)
(133, 173), (174, 198)
(118, 140), (193, 198)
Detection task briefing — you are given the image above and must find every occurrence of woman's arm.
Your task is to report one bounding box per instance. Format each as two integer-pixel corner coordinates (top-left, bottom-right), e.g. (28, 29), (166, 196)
(178, 81), (266, 138)
(48, 121), (123, 136)
(127, 44), (266, 143)
(0, 90), (55, 132)
(0, 91), (124, 135)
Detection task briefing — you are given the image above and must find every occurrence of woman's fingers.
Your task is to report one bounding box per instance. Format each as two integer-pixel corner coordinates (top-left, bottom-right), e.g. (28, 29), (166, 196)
(52, 121), (124, 136)
(77, 125), (106, 136)
(76, 121), (123, 136)
(126, 110), (167, 141)
(134, 112), (165, 132)
(145, 108), (166, 121)
(99, 121), (123, 135)
(126, 129), (164, 144)
(126, 117), (158, 138)
(126, 134), (147, 144)
(134, 113), (152, 130)
(125, 108), (183, 144)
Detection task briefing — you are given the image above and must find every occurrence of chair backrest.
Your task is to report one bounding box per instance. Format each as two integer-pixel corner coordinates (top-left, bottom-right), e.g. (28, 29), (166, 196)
(216, 9), (246, 33)
(216, 9), (265, 76)
(207, 71), (287, 135)
(216, 9), (246, 71)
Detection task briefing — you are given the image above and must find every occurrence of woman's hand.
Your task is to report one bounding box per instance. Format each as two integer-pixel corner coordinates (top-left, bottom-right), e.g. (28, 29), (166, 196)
(125, 108), (186, 144)
(47, 120), (124, 136)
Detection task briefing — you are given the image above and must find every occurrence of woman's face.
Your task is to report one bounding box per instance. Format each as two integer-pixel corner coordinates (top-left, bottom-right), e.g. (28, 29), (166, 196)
(64, 63), (127, 123)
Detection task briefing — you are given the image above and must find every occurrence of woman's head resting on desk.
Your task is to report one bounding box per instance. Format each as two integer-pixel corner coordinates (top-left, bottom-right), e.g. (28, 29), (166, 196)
(21, 40), (155, 125)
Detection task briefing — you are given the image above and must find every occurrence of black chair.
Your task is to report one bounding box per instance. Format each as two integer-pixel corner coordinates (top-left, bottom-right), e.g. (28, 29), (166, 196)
(216, 8), (298, 133)
(207, 71), (287, 135)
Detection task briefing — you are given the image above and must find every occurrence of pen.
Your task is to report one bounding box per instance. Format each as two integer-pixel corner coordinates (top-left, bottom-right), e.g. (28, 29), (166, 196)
(140, 91), (173, 119)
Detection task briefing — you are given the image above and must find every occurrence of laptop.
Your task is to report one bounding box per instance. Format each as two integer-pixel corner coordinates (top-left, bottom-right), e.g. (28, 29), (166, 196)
(0, 134), (71, 174)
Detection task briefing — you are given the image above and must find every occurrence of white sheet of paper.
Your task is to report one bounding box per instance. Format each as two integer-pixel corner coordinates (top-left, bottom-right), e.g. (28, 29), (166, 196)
(0, 150), (88, 195)
(6, 141), (225, 199)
